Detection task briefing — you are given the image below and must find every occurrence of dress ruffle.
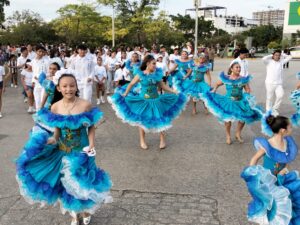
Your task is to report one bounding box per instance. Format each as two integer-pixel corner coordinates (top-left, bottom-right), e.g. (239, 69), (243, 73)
(16, 130), (112, 215)
(108, 91), (188, 133)
(241, 165), (292, 224)
(201, 91), (262, 124)
(290, 90), (300, 127)
(219, 72), (252, 85)
(253, 137), (298, 164)
(174, 78), (211, 100)
(35, 107), (103, 129)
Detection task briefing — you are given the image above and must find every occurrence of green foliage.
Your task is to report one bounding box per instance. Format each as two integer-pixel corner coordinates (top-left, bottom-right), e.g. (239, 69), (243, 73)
(1, 10), (58, 44)
(267, 41), (281, 50)
(0, 0), (10, 25)
(243, 25), (283, 48)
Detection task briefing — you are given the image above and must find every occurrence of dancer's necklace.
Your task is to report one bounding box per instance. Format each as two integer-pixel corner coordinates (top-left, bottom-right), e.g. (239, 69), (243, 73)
(63, 97), (77, 114)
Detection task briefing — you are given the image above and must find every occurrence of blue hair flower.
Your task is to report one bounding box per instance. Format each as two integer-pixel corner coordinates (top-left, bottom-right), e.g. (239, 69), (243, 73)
(261, 110), (274, 137)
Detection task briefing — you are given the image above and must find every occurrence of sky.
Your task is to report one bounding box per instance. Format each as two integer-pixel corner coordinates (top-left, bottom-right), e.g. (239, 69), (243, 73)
(4, 0), (286, 21)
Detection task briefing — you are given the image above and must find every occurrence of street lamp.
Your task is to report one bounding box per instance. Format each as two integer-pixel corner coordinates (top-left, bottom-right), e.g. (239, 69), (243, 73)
(194, 0), (201, 57)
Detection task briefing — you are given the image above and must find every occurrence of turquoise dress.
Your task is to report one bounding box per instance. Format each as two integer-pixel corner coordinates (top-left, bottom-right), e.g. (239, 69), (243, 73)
(174, 64), (211, 100)
(16, 108), (112, 215)
(290, 90), (300, 127)
(108, 68), (188, 132)
(241, 136), (300, 224)
(168, 59), (193, 87)
(201, 72), (262, 124)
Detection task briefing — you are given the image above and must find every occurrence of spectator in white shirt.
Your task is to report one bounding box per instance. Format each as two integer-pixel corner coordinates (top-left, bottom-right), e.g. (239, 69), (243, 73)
(168, 48), (180, 70)
(105, 51), (118, 94)
(27, 44), (36, 60)
(31, 45), (50, 110)
(262, 49), (293, 114)
(230, 48), (249, 77)
(114, 62), (129, 86)
(94, 57), (107, 105)
(21, 60), (35, 113)
(0, 61), (5, 118)
(17, 47), (28, 71)
(70, 44), (95, 103)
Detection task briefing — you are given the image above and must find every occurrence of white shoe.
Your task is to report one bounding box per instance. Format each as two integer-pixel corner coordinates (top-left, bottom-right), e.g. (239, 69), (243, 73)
(83, 216), (91, 225)
(101, 97), (106, 103)
(10, 84), (14, 87)
(0, 112), (2, 118)
(106, 91), (110, 94)
(96, 99), (101, 105)
(27, 108), (32, 113)
(14, 85), (18, 88)
(24, 97), (28, 103)
(71, 219), (79, 225)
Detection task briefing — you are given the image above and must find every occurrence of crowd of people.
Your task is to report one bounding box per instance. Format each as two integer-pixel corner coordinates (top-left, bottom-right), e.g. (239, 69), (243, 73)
(3, 41), (300, 225)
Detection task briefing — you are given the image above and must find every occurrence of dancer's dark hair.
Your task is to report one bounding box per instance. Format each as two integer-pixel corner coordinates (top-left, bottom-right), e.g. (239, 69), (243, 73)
(140, 55), (155, 71)
(266, 115), (289, 134)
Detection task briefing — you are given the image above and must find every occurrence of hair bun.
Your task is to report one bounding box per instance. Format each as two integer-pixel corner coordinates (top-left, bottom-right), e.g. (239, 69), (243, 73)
(266, 115), (275, 126)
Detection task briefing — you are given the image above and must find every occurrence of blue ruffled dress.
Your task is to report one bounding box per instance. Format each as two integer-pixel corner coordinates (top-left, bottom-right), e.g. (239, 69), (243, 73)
(108, 68), (188, 132)
(174, 64), (211, 100)
(201, 72), (262, 124)
(241, 136), (300, 224)
(16, 108), (112, 215)
(168, 59), (193, 87)
(290, 90), (300, 127)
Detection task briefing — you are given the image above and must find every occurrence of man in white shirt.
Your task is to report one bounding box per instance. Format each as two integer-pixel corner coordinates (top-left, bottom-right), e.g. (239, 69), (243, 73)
(70, 44), (95, 103)
(262, 49), (293, 114)
(230, 48), (249, 77)
(105, 51), (118, 94)
(168, 48), (180, 71)
(31, 45), (50, 110)
(27, 44), (36, 60)
(17, 47), (28, 71)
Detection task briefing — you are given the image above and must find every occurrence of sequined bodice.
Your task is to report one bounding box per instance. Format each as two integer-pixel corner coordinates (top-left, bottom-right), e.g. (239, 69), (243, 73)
(58, 127), (88, 152)
(140, 76), (159, 99)
(191, 67), (206, 82)
(263, 155), (286, 176)
(225, 83), (244, 100)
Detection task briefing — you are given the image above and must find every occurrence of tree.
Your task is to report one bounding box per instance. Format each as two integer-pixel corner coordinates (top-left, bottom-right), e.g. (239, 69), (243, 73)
(1, 10), (58, 44)
(243, 25), (283, 48)
(51, 4), (112, 46)
(97, 0), (160, 44)
(0, 0), (10, 25)
(169, 14), (215, 43)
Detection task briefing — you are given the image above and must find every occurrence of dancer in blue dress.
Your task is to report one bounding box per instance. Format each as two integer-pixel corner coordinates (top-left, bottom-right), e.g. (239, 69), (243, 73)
(174, 54), (211, 115)
(241, 113), (300, 225)
(290, 72), (300, 126)
(16, 74), (112, 225)
(108, 55), (188, 150)
(201, 62), (262, 144)
(40, 62), (60, 109)
(167, 49), (193, 87)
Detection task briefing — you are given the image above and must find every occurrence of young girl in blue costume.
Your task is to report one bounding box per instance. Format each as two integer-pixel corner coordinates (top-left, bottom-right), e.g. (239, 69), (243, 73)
(124, 52), (141, 80)
(201, 62), (262, 144)
(108, 55), (188, 150)
(167, 50), (193, 87)
(16, 74), (112, 225)
(174, 54), (211, 115)
(241, 113), (300, 224)
(40, 62), (60, 109)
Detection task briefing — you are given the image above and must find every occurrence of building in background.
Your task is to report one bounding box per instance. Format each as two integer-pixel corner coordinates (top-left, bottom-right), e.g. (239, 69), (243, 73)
(253, 10), (285, 27)
(186, 6), (258, 34)
(283, 0), (300, 40)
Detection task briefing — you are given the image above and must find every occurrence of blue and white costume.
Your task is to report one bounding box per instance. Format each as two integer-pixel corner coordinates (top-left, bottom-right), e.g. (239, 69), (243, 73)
(290, 88), (300, 127)
(168, 59), (193, 87)
(16, 107), (112, 215)
(108, 68), (188, 132)
(201, 72), (262, 124)
(174, 64), (211, 100)
(241, 136), (300, 224)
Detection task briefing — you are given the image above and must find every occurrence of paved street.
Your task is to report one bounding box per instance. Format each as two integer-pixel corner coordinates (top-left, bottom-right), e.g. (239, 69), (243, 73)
(1, 58), (300, 225)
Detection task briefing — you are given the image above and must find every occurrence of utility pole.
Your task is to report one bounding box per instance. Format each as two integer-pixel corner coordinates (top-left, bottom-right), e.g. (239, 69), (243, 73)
(194, 0), (201, 57)
(112, 4), (115, 48)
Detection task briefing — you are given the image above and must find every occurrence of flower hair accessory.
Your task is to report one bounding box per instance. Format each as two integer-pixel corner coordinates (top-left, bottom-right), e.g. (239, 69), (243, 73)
(261, 110), (274, 137)
(53, 68), (76, 85)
